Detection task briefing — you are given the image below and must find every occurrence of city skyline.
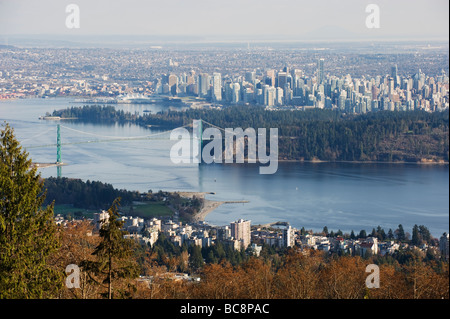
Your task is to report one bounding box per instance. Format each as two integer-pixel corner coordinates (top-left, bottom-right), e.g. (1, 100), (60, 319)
(2, 45), (447, 113)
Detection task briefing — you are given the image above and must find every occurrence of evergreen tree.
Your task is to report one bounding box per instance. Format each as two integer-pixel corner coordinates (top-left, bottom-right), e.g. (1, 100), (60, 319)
(0, 123), (62, 298)
(300, 227), (306, 236)
(387, 229), (394, 240)
(376, 226), (383, 235)
(189, 244), (204, 270)
(412, 224), (421, 246)
(371, 228), (377, 238)
(397, 224), (406, 242)
(206, 250), (217, 264)
(379, 228), (387, 241)
(418, 225), (432, 244)
(350, 230), (356, 240)
(83, 198), (139, 299)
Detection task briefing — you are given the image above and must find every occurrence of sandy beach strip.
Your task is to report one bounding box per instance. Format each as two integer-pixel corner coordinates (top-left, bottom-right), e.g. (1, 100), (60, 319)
(192, 199), (226, 222)
(175, 191), (249, 222)
(174, 191), (224, 222)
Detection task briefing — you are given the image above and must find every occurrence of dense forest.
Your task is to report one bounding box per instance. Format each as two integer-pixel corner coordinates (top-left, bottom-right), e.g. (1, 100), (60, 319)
(42, 177), (203, 221)
(53, 105), (449, 162)
(42, 177), (139, 209)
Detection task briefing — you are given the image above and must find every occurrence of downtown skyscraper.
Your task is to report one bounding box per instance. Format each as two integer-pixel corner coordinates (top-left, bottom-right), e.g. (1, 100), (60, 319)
(317, 58), (325, 85)
(198, 73), (210, 98)
(212, 72), (222, 102)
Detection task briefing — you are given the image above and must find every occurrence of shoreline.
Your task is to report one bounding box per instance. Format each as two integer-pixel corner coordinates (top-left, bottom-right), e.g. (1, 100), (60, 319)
(277, 159), (449, 165)
(175, 191), (248, 222)
(193, 199), (226, 222)
(226, 158), (449, 165)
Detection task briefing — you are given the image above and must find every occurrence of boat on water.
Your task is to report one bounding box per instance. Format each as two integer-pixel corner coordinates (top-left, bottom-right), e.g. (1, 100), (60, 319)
(117, 93), (157, 104)
(74, 93), (187, 106)
(74, 97), (117, 104)
(39, 116), (61, 120)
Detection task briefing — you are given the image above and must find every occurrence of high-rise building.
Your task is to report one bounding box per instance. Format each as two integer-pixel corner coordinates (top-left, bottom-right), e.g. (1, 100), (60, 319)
(284, 83), (293, 105)
(262, 84), (269, 105)
(230, 219), (251, 249)
(243, 87), (254, 104)
(291, 69), (303, 90)
(265, 70), (275, 87)
(186, 74), (195, 86)
(281, 225), (295, 248)
(388, 77), (395, 95)
(391, 64), (400, 88)
(391, 64), (398, 78)
(245, 71), (256, 83)
(212, 72), (222, 102)
(232, 83), (240, 104)
(224, 82), (233, 102)
(198, 73), (210, 98)
(277, 72), (288, 89)
(216, 226), (231, 241)
(276, 87), (284, 106)
(371, 85), (379, 100)
(317, 58), (325, 84)
(338, 91), (347, 110)
(168, 74), (178, 96)
(291, 68), (303, 79)
(265, 86), (276, 107)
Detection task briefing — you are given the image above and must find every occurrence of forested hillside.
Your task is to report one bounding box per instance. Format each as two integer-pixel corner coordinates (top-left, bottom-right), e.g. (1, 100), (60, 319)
(53, 106), (449, 162)
(42, 177), (138, 209)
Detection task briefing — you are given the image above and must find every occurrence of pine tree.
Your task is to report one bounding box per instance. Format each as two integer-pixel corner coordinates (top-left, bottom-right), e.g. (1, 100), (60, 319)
(300, 227), (306, 236)
(359, 229), (367, 239)
(371, 228), (377, 238)
(83, 198), (139, 299)
(378, 227), (387, 241)
(412, 224), (421, 246)
(0, 123), (62, 298)
(189, 244), (204, 270)
(418, 225), (432, 244)
(397, 224), (406, 242)
(387, 229), (394, 240)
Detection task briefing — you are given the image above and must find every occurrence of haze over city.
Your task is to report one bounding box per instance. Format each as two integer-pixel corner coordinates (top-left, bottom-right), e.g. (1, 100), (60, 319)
(0, 0), (449, 45)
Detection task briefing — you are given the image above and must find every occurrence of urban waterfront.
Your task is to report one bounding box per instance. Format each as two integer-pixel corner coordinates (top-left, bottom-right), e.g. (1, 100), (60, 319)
(1, 97), (448, 237)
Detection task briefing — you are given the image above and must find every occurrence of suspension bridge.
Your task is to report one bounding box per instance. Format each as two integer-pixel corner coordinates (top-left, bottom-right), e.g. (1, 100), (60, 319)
(24, 119), (227, 177)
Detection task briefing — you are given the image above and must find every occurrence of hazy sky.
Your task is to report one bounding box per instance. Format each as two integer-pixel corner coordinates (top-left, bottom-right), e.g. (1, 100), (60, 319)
(0, 0), (448, 41)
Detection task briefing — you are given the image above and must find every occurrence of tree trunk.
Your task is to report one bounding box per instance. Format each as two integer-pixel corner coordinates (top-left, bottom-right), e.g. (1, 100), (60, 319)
(108, 253), (112, 299)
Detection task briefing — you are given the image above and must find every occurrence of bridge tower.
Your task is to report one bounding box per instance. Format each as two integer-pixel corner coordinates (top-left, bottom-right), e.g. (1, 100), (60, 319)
(56, 124), (62, 177)
(193, 119), (203, 164)
(198, 118), (203, 158)
(56, 124), (61, 163)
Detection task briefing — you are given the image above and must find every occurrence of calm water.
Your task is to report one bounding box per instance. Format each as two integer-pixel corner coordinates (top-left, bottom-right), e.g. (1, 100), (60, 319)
(1, 97), (449, 237)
